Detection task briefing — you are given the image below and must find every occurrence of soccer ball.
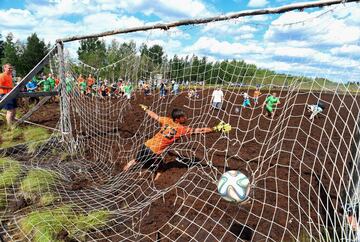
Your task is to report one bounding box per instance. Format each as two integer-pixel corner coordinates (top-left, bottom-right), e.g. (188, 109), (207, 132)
(217, 170), (250, 202)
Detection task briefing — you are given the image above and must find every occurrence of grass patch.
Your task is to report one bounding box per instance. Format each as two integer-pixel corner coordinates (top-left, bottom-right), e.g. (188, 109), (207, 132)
(0, 158), (21, 188)
(0, 192), (7, 209)
(0, 126), (50, 151)
(0, 127), (24, 148)
(23, 127), (50, 153)
(20, 206), (72, 242)
(39, 192), (57, 206)
(59, 151), (72, 162)
(20, 206), (110, 242)
(69, 210), (110, 239)
(20, 169), (57, 200)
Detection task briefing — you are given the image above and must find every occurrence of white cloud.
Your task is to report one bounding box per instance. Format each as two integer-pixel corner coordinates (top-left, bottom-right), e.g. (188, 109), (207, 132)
(26, 0), (97, 17)
(265, 9), (360, 46)
(82, 13), (145, 34)
(0, 9), (37, 28)
(330, 45), (360, 57)
(202, 21), (258, 37)
(25, 0), (213, 20)
(184, 37), (264, 57)
(264, 44), (360, 68)
(116, 0), (213, 19)
(234, 33), (255, 41)
(247, 0), (269, 8)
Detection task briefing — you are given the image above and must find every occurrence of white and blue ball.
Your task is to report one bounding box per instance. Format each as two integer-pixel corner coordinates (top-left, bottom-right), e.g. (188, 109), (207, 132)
(217, 170), (250, 202)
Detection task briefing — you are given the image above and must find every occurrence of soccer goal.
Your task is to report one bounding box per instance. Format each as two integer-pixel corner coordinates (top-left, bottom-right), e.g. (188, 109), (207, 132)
(0, 1), (360, 241)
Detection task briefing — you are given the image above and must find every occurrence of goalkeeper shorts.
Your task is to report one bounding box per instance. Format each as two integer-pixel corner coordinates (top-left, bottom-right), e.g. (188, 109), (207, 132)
(135, 144), (162, 170)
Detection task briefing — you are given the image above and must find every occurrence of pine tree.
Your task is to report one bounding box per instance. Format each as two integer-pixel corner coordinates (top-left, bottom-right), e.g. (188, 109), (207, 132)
(77, 37), (106, 68)
(0, 34), (4, 60)
(20, 33), (48, 76)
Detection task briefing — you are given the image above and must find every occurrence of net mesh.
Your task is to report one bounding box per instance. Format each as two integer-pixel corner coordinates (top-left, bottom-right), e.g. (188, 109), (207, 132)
(1, 3), (360, 242)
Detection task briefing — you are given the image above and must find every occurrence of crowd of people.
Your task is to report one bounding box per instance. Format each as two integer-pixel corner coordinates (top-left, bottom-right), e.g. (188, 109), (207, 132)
(70, 74), (185, 100)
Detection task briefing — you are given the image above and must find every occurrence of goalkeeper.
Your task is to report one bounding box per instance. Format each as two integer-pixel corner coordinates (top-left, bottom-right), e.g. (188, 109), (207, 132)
(123, 105), (230, 179)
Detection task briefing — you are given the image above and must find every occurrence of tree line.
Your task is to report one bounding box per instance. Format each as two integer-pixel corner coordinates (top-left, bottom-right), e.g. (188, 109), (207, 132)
(75, 37), (311, 86)
(0, 33), (338, 87)
(0, 33), (49, 77)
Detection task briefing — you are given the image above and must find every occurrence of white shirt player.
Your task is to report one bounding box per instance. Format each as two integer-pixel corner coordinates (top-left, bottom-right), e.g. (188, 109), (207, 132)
(212, 89), (224, 103)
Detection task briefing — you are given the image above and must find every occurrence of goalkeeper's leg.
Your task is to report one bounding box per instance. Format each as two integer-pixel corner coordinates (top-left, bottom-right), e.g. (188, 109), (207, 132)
(123, 159), (136, 171)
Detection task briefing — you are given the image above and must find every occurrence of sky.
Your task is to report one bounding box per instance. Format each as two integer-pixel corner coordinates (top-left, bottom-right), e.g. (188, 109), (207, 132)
(0, 0), (359, 83)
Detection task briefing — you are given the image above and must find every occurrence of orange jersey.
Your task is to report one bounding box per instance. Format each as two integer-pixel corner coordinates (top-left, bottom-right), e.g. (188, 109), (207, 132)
(145, 117), (193, 154)
(253, 90), (261, 98)
(77, 77), (84, 84)
(0, 73), (13, 94)
(87, 77), (95, 87)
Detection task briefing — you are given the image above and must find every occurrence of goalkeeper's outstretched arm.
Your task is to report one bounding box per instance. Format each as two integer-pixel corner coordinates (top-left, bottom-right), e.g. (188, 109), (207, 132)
(145, 109), (159, 121)
(193, 127), (213, 134)
(139, 104), (159, 121)
(192, 121), (232, 134)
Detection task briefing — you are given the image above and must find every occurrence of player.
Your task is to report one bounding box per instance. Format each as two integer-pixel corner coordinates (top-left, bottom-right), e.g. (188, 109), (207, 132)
(211, 87), (224, 110)
(123, 106), (222, 180)
(253, 87), (261, 105)
(307, 101), (325, 120)
(188, 89), (199, 99)
(263, 92), (280, 118)
(242, 92), (251, 108)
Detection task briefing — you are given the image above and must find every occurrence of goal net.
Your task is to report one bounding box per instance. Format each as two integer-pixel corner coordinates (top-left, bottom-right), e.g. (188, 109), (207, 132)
(1, 2), (360, 242)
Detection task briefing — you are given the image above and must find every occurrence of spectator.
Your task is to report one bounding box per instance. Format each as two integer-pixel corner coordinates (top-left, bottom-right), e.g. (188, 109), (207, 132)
(124, 82), (133, 100)
(26, 77), (39, 104)
(0, 63), (17, 127)
(159, 80), (166, 99)
(172, 81), (180, 95)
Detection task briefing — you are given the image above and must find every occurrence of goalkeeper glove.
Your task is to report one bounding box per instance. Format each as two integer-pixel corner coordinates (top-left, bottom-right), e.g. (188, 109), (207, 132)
(139, 104), (148, 111)
(213, 121), (232, 133)
(213, 121), (225, 132)
(222, 123), (232, 133)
